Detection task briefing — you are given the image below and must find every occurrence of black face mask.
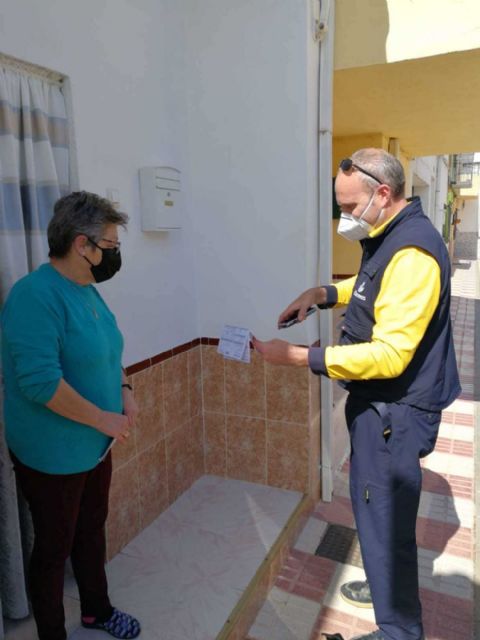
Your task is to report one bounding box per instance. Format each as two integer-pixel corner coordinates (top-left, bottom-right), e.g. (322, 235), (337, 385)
(84, 239), (122, 283)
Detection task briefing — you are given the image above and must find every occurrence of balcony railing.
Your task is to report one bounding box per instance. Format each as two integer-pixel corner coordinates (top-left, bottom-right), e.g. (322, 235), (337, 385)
(450, 154), (479, 189)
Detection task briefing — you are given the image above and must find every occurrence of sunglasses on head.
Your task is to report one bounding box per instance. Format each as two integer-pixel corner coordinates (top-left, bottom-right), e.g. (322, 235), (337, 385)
(339, 158), (382, 185)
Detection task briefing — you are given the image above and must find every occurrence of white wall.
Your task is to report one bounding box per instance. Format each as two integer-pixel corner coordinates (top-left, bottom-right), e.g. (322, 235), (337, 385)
(458, 198), (479, 233)
(2, 0), (319, 362)
(386, 0), (480, 64)
(409, 155), (449, 235)
(411, 156), (435, 218)
(1, 0), (200, 366)
(158, 0), (320, 344)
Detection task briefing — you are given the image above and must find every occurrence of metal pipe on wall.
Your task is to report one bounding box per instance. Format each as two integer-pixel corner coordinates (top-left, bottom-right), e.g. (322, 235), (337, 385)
(315, 0), (335, 502)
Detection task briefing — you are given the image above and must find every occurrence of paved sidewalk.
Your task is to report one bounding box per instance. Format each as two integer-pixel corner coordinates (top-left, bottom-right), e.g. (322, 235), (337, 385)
(247, 259), (479, 640)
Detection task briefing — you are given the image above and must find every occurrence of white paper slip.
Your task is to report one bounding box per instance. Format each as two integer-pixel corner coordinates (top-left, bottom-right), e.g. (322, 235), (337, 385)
(217, 325), (252, 363)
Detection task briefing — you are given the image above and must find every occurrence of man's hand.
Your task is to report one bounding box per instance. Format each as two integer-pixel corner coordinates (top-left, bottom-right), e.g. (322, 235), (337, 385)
(122, 387), (139, 428)
(252, 337), (309, 366)
(278, 287), (326, 328)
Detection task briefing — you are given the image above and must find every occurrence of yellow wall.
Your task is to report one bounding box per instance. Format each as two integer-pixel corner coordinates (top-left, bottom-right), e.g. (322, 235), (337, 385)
(332, 133), (388, 170)
(330, 133), (414, 275)
(331, 1), (480, 277)
(335, 0), (480, 70)
(332, 220), (362, 276)
(334, 0), (390, 70)
(456, 174), (480, 199)
(398, 149), (412, 196)
(334, 48), (480, 157)
(386, 139), (412, 195)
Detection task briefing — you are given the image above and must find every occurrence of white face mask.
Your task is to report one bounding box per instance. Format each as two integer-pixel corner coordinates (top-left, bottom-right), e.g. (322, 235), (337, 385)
(337, 192), (381, 242)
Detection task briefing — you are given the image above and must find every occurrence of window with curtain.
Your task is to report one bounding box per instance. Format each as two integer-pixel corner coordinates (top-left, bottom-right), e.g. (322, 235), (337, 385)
(0, 52), (73, 638)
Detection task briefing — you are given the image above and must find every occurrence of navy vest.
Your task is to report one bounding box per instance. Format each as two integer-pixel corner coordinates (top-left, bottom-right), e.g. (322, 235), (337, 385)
(340, 197), (461, 411)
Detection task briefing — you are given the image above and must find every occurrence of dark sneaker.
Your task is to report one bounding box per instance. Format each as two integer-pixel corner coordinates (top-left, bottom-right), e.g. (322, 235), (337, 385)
(321, 632), (382, 640)
(351, 631), (383, 640)
(339, 580), (373, 608)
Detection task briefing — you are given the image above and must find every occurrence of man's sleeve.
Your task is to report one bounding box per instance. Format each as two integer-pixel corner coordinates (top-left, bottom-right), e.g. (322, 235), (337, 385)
(317, 276), (357, 309)
(308, 248), (441, 379)
(2, 285), (64, 403)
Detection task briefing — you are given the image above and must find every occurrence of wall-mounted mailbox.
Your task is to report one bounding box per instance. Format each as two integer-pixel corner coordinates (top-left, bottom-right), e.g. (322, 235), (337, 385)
(139, 166), (182, 230)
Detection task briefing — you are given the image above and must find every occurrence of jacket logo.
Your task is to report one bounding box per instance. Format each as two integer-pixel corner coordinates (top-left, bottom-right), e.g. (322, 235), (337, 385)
(353, 280), (367, 301)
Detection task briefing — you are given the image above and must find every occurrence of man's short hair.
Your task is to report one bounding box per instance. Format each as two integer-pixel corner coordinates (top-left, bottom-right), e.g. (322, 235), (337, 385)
(351, 148), (405, 198)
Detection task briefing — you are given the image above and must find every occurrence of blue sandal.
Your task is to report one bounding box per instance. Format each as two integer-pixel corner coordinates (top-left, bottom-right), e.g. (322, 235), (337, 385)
(82, 608), (141, 639)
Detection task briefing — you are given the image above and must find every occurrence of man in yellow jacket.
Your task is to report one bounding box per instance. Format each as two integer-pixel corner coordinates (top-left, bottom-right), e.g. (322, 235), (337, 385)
(253, 148), (460, 640)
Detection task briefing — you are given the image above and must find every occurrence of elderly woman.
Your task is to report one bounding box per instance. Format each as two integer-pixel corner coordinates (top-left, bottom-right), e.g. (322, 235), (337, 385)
(1, 192), (141, 640)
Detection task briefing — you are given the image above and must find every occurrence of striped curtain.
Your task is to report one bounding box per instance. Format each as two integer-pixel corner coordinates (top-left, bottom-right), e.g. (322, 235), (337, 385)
(0, 63), (71, 300)
(0, 58), (71, 638)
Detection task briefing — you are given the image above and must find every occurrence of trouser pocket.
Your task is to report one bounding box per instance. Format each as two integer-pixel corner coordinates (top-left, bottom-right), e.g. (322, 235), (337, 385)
(410, 406), (441, 458)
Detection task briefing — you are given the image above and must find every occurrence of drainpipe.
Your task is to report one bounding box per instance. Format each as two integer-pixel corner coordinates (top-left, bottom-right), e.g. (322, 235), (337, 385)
(434, 155), (448, 236)
(433, 156), (441, 234)
(315, 0), (335, 502)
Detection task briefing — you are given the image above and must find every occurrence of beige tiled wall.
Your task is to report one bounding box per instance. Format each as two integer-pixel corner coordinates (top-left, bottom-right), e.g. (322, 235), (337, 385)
(202, 346), (321, 496)
(106, 348), (204, 559)
(106, 343), (322, 558)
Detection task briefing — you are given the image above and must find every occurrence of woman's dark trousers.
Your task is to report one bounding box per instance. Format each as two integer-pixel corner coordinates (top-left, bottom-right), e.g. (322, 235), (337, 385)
(11, 452), (113, 640)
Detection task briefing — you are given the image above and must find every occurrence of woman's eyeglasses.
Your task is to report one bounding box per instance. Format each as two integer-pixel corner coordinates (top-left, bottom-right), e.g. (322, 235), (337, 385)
(339, 158), (382, 185)
(88, 237), (121, 254)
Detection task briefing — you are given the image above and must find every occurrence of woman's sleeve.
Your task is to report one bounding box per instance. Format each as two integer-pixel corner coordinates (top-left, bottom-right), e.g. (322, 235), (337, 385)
(2, 285), (64, 403)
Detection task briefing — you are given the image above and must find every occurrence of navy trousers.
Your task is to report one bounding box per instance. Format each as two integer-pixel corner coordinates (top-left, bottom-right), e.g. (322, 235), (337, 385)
(345, 396), (441, 640)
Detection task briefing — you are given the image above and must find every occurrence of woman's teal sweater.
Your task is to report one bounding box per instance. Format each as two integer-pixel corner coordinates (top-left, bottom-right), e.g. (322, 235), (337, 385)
(1, 263), (123, 474)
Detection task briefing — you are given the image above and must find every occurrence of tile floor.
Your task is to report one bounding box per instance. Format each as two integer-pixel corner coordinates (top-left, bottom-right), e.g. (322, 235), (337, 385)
(70, 476), (302, 640)
(4, 475), (302, 640)
(247, 258), (479, 640)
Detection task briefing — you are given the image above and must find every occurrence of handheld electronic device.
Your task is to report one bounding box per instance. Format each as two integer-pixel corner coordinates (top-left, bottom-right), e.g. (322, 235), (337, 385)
(278, 306), (316, 329)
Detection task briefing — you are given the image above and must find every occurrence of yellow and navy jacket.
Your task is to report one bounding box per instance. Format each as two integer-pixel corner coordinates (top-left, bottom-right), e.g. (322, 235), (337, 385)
(309, 197), (460, 411)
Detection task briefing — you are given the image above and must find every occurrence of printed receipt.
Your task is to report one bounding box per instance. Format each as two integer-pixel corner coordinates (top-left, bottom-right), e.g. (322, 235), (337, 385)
(217, 325), (252, 363)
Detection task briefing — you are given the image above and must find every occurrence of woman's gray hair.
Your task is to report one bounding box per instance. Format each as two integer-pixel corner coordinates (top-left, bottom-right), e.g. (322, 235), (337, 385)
(351, 148), (405, 198)
(48, 191), (129, 258)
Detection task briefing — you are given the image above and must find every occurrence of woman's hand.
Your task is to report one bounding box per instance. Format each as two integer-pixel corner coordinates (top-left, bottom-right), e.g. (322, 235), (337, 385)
(122, 387), (139, 428)
(46, 379), (131, 444)
(96, 411), (131, 444)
